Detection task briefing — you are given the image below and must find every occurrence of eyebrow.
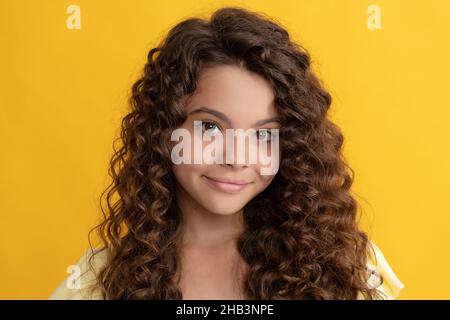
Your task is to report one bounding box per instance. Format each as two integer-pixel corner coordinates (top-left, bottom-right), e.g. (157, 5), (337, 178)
(188, 106), (280, 127)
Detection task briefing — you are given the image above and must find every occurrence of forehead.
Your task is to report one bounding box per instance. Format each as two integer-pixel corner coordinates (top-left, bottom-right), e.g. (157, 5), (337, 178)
(184, 64), (278, 126)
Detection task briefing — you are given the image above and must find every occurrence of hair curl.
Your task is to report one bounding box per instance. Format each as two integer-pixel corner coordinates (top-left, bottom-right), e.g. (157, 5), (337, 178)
(87, 6), (384, 299)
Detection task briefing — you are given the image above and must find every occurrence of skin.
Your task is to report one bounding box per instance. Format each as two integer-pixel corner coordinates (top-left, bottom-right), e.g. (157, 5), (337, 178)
(171, 64), (281, 299)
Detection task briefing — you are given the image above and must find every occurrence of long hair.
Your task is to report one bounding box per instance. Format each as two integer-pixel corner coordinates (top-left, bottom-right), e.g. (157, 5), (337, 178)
(87, 6), (383, 299)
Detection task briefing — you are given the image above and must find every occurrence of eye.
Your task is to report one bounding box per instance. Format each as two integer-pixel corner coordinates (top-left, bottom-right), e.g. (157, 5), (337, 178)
(256, 129), (272, 142)
(201, 121), (221, 134)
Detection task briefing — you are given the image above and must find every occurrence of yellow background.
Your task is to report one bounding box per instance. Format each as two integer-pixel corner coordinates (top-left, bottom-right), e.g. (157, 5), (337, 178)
(1, 0), (449, 299)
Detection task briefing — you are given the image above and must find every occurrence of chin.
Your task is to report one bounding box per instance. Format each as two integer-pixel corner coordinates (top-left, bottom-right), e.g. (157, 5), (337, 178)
(200, 200), (246, 216)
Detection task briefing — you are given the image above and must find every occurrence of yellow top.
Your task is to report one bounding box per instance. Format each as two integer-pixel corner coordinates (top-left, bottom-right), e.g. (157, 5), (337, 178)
(48, 241), (404, 300)
(357, 241), (405, 299)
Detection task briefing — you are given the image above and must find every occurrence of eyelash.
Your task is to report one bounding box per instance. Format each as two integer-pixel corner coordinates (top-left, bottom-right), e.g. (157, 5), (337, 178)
(195, 120), (273, 141)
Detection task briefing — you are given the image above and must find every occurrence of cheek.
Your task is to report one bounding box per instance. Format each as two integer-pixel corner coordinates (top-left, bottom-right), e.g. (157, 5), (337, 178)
(173, 163), (197, 176)
(252, 173), (276, 195)
(261, 173), (276, 185)
(253, 140), (280, 176)
(254, 156), (280, 177)
(171, 163), (205, 187)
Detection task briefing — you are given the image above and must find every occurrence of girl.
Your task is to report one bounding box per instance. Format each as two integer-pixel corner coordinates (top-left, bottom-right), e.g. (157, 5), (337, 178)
(49, 6), (404, 300)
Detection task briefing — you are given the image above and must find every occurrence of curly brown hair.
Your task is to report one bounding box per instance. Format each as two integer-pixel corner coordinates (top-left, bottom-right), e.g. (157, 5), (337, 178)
(87, 6), (384, 299)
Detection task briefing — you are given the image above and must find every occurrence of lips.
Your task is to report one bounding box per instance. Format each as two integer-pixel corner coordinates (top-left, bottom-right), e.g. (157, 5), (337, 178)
(203, 176), (251, 193)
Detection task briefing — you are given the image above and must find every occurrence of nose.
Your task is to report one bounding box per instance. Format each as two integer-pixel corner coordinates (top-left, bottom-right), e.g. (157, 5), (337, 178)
(221, 132), (253, 168)
(222, 162), (249, 169)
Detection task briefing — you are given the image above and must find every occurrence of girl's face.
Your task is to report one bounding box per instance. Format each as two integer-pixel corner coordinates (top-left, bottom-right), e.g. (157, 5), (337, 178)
(171, 64), (280, 216)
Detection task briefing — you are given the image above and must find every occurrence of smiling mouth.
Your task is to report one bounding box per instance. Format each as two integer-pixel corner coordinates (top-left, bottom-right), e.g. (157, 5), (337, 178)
(203, 176), (251, 193)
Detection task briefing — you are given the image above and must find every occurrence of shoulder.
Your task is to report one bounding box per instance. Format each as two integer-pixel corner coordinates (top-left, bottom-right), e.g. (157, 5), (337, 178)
(48, 247), (109, 300)
(358, 241), (405, 300)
